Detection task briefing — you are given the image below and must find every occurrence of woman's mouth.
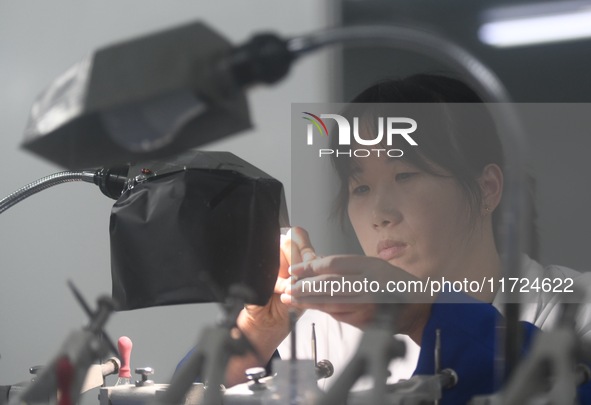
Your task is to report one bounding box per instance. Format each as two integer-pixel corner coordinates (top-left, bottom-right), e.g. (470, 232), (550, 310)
(377, 240), (407, 261)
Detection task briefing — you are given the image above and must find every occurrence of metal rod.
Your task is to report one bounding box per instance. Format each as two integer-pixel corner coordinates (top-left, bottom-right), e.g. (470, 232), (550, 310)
(312, 322), (317, 365)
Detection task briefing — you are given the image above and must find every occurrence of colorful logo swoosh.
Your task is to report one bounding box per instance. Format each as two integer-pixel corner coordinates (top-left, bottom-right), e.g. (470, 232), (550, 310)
(302, 112), (328, 136)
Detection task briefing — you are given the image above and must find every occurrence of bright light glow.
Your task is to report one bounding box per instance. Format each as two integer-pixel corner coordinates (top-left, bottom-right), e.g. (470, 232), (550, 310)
(479, 6), (591, 47)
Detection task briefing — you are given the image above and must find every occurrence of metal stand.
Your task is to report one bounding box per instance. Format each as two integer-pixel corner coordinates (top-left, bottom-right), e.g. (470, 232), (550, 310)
(159, 285), (261, 405)
(319, 305), (406, 405)
(9, 283), (117, 405)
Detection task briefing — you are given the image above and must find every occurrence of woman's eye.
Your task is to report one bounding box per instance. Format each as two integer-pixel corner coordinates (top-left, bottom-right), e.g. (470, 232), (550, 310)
(351, 185), (370, 195)
(395, 172), (416, 182)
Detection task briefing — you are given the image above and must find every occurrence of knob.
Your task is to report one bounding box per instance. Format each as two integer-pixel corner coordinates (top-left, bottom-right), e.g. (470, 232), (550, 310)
(135, 367), (154, 387)
(315, 359), (334, 380)
(29, 365), (43, 383)
(245, 367), (267, 391)
(29, 366), (43, 375)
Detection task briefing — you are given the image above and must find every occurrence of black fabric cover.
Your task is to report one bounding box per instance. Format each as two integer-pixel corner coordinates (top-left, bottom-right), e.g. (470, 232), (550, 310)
(109, 151), (288, 310)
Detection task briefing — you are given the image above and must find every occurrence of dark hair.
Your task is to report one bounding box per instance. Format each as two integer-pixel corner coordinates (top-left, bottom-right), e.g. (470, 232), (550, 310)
(331, 74), (538, 258)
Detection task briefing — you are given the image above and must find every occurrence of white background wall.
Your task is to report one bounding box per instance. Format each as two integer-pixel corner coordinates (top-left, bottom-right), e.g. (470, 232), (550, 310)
(0, 0), (333, 396)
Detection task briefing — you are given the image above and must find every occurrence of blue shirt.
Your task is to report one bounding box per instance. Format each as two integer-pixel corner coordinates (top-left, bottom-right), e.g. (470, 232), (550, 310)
(415, 292), (591, 404)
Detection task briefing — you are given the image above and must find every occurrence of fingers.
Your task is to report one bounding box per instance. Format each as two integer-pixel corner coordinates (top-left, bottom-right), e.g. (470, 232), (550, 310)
(278, 235), (290, 279)
(281, 273), (382, 308)
(279, 297), (377, 328)
(285, 256), (383, 306)
(282, 255), (429, 307)
(290, 255), (386, 279)
(274, 275), (290, 295)
(277, 226), (321, 300)
(284, 227), (317, 265)
(278, 225), (315, 279)
(290, 255), (417, 283)
(290, 273), (375, 297)
(282, 300), (368, 315)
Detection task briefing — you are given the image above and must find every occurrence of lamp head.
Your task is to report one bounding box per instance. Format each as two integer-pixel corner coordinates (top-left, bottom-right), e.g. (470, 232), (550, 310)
(22, 22), (253, 169)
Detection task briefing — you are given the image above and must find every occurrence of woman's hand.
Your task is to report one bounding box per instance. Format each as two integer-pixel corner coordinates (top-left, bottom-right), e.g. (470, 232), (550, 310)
(238, 227), (317, 335)
(283, 255), (433, 343)
(226, 227), (317, 385)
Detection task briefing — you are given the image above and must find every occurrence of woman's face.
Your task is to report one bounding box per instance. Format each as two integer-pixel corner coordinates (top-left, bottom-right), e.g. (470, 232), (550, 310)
(347, 154), (477, 280)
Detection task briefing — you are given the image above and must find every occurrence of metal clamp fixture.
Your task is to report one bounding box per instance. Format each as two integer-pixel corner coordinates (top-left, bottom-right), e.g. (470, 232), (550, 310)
(135, 367), (155, 387)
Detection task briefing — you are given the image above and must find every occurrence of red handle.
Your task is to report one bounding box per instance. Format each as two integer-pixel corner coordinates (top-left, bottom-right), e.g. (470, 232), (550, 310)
(56, 356), (74, 405)
(117, 336), (133, 378)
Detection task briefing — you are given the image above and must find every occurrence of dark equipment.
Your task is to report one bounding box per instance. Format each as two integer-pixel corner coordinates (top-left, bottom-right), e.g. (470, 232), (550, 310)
(21, 21), (293, 170)
(109, 150), (289, 310)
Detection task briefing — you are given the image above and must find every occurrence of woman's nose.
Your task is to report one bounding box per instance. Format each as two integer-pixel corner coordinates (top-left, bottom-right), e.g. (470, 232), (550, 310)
(371, 190), (401, 229)
(372, 217), (393, 229)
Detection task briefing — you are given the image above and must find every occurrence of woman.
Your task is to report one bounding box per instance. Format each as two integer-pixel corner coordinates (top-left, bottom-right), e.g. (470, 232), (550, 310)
(221, 74), (591, 403)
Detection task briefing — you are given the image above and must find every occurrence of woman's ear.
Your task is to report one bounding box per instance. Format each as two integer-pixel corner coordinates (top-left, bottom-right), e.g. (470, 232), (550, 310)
(479, 164), (503, 213)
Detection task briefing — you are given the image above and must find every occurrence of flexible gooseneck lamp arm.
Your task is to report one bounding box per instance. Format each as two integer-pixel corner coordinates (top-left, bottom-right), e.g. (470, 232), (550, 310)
(0, 167), (129, 214)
